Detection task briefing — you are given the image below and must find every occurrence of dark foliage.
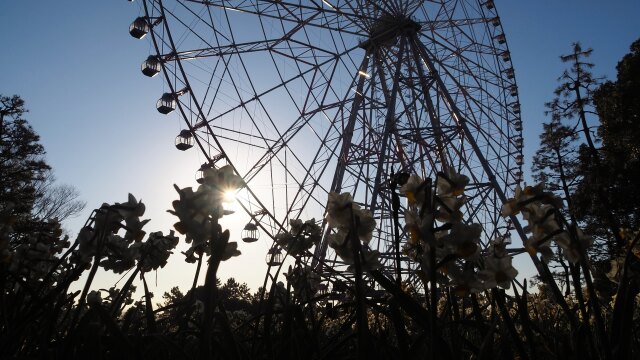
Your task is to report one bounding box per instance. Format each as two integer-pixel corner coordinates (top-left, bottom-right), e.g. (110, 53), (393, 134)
(0, 94), (50, 225)
(575, 38), (640, 233)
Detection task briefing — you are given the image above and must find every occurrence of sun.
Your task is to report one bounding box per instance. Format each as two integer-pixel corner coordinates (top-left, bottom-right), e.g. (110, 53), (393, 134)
(223, 189), (237, 203)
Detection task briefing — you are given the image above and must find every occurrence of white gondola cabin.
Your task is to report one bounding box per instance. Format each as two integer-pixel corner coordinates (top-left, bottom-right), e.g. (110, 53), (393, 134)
(515, 137), (523, 148)
(195, 162), (212, 184)
(129, 17), (149, 39)
(501, 51), (511, 62)
(142, 56), (161, 77)
(175, 130), (194, 151)
(157, 93), (177, 114)
(514, 121), (522, 132)
(332, 280), (347, 293)
(266, 247), (283, 266)
(317, 283), (328, 296)
(514, 171), (523, 181)
(242, 222), (260, 243)
(515, 172), (523, 182)
(504, 68), (515, 79)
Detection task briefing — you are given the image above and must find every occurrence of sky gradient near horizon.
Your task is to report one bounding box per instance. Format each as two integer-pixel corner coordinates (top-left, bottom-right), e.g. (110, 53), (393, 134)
(1, 1), (639, 293)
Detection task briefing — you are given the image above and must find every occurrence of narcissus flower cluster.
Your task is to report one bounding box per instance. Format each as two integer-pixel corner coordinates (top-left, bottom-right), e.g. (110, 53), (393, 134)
(401, 168), (517, 293)
(74, 194), (180, 274)
(276, 218), (322, 256)
(479, 237), (518, 289)
(285, 265), (321, 301)
(501, 184), (592, 264)
(401, 169), (475, 268)
(168, 165), (244, 263)
(325, 192), (381, 271)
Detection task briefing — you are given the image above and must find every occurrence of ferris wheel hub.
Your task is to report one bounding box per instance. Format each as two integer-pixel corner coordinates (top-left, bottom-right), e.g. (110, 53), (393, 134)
(359, 15), (421, 49)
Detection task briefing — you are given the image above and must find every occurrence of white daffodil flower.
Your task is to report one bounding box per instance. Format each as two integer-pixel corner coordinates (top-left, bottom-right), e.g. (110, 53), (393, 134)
(436, 168), (470, 196)
(115, 193), (146, 220)
(275, 218), (322, 256)
(325, 192), (381, 272)
(354, 209), (376, 244)
(523, 236), (553, 263)
(479, 255), (518, 289)
(399, 175), (427, 206)
(448, 265), (486, 296)
(555, 228), (593, 264)
(442, 223), (482, 259)
(220, 242), (241, 261)
(435, 195), (465, 223)
(325, 192), (356, 230)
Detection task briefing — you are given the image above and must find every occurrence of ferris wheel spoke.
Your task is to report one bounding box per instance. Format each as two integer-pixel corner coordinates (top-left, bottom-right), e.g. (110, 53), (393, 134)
(243, 113), (346, 220)
(191, 42), (363, 132)
(246, 84), (368, 220)
(181, 0), (373, 36)
(416, 57), (512, 162)
(238, 50), (367, 190)
(411, 35), (508, 191)
(275, 81), (403, 222)
(281, 121), (349, 219)
(424, 32), (505, 88)
(157, 38), (328, 61)
(418, 41), (517, 187)
(418, 17), (498, 32)
(405, 38), (454, 169)
(365, 38), (407, 214)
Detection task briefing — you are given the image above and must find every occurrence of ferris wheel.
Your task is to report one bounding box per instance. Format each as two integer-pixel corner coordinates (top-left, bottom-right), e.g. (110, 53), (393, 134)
(128, 0), (523, 285)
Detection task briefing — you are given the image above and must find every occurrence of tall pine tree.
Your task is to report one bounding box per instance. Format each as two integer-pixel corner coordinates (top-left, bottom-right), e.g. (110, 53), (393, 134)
(0, 95), (50, 231)
(575, 38), (640, 234)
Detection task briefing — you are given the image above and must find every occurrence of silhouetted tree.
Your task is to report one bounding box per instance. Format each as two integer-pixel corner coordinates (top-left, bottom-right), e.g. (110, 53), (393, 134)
(532, 118), (581, 216)
(544, 44), (624, 254)
(531, 118), (581, 293)
(546, 43), (600, 156)
(32, 170), (86, 222)
(219, 277), (253, 312)
(1, 95), (85, 244)
(0, 94), (50, 224)
(575, 37), (640, 238)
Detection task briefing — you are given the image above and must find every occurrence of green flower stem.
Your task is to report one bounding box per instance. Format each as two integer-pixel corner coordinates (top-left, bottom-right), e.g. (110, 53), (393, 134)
(110, 266), (140, 316)
(369, 270), (430, 330)
(36, 231), (80, 295)
(260, 246), (290, 359)
(191, 253), (203, 291)
(493, 289), (530, 360)
(199, 218), (227, 360)
(429, 232), (438, 360)
(391, 185), (402, 286)
(141, 273), (157, 334)
(67, 218), (110, 334)
(577, 248), (611, 359)
(349, 213), (369, 360)
(512, 281), (539, 359)
(388, 298), (409, 358)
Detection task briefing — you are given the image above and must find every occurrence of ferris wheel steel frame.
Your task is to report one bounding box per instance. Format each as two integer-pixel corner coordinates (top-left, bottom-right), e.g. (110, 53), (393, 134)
(134, 0), (525, 287)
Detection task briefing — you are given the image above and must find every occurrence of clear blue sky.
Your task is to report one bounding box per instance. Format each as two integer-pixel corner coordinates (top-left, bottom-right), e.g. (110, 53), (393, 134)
(1, 1), (639, 292)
